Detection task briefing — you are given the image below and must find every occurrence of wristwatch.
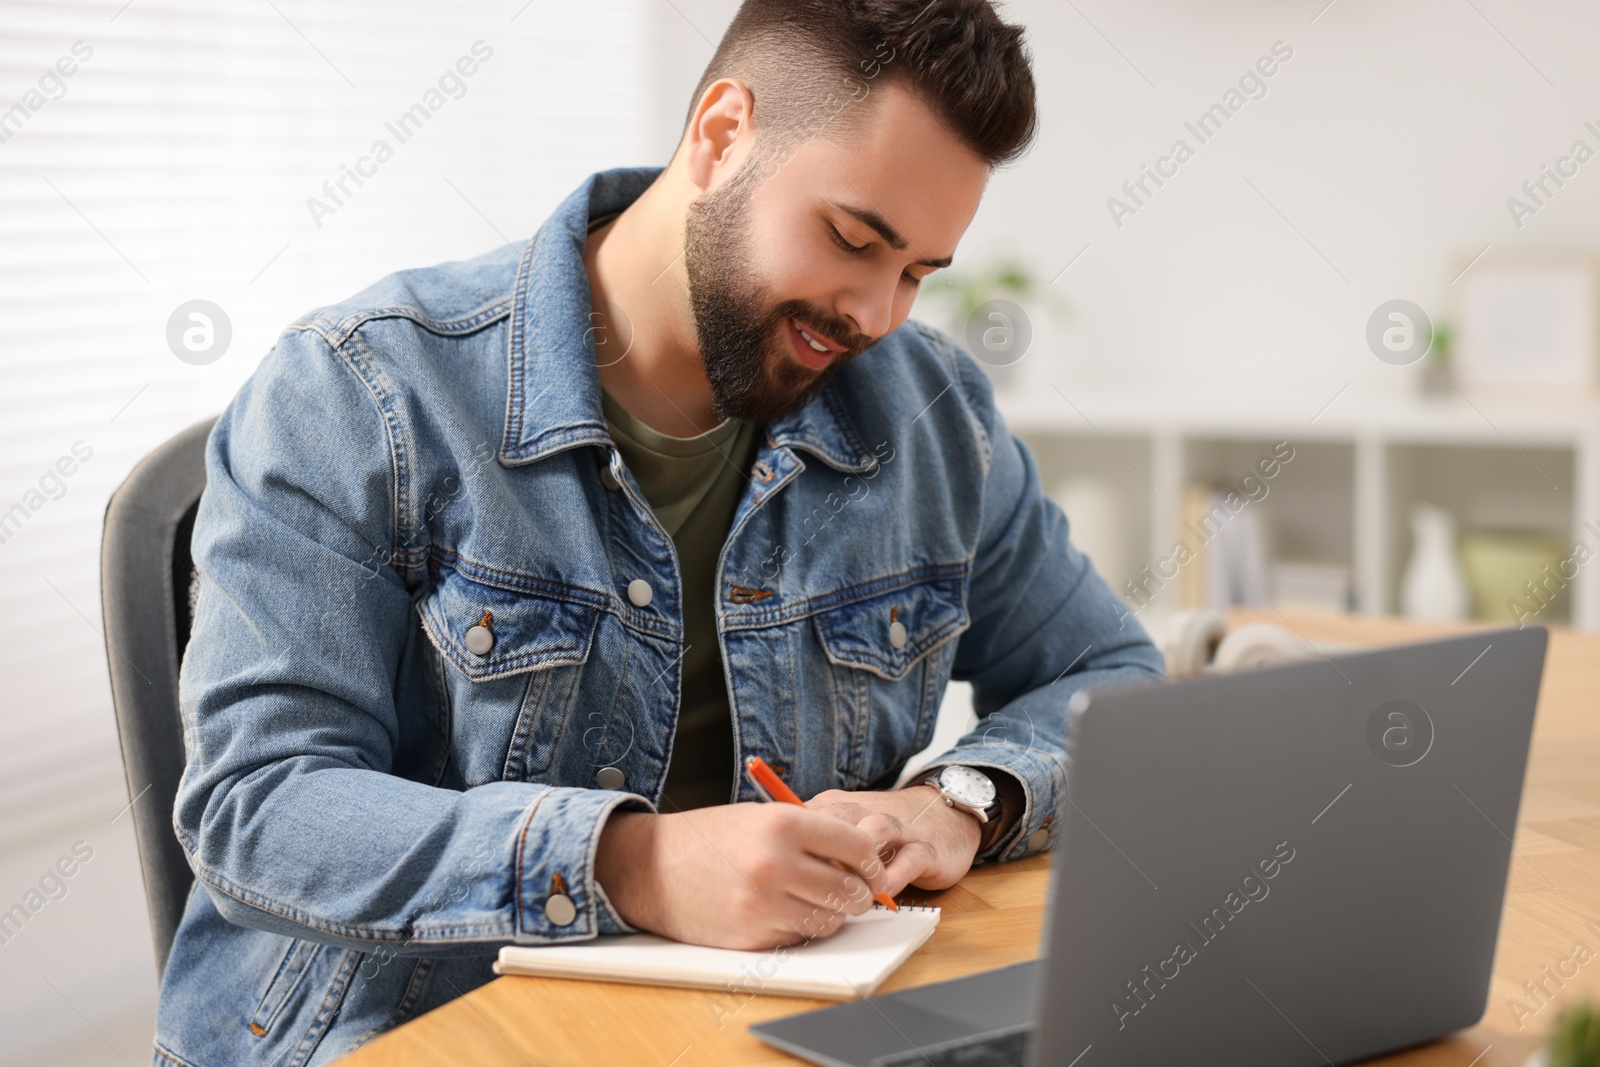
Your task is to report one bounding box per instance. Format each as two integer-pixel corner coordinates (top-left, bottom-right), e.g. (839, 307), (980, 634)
(909, 764), (1003, 827)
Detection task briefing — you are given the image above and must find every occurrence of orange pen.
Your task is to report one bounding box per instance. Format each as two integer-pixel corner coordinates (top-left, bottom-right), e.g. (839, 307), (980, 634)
(743, 754), (898, 911)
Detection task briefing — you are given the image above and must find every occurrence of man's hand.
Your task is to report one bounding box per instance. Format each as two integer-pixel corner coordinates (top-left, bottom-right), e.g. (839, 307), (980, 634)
(594, 802), (897, 950)
(804, 785), (982, 894)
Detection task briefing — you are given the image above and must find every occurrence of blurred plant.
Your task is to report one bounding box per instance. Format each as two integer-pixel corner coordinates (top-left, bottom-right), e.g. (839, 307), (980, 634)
(1548, 1002), (1600, 1067)
(1428, 320), (1453, 364)
(923, 255), (1072, 326)
(1419, 318), (1454, 396)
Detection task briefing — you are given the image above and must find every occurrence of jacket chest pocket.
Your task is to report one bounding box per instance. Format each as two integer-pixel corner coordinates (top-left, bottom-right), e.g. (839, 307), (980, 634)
(418, 560), (601, 785)
(810, 571), (969, 788)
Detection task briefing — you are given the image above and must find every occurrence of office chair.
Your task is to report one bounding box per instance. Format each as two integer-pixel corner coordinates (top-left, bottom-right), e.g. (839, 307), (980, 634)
(99, 415), (218, 979)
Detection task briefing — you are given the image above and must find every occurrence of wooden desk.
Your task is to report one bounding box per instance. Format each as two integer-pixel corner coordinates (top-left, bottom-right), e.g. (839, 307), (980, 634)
(340, 616), (1600, 1066)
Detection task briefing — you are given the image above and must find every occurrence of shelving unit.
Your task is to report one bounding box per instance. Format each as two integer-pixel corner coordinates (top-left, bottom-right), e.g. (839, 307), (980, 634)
(996, 385), (1600, 631)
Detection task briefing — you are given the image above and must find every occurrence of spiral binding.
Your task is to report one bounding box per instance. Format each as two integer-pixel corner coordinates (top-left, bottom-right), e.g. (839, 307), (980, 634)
(871, 902), (940, 912)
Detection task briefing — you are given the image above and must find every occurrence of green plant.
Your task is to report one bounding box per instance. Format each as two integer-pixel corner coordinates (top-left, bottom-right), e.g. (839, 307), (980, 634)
(1428, 320), (1453, 365)
(928, 256), (1072, 325)
(1549, 1002), (1600, 1067)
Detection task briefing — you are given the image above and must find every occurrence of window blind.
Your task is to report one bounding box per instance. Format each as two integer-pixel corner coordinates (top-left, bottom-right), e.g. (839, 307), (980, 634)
(0, 0), (649, 1056)
(0, 0), (648, 846)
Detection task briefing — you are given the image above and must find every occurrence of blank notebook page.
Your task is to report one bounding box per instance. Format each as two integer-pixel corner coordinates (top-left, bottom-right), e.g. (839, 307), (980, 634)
(493, 904), (941, 999)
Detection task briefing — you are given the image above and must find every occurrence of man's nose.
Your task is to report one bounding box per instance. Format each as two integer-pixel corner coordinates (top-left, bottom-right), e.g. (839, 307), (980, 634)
(836, 285), (895, 346)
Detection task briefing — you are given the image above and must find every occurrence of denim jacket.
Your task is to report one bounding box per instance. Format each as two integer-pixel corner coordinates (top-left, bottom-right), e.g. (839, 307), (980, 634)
(155, 166), (1165, 1067)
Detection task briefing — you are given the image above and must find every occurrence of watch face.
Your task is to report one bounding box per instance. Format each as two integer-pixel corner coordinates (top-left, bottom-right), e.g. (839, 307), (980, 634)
(939, 765), (997, 809)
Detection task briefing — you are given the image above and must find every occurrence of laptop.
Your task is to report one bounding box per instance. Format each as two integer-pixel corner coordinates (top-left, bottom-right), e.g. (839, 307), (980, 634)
(751, 626), (1547, 1067)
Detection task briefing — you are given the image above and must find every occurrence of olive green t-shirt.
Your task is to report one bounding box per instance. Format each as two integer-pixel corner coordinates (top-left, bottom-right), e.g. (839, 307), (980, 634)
(599, 389), (762, 811)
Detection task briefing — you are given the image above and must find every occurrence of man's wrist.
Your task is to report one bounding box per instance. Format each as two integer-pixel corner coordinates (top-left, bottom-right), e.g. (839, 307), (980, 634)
(903, 780), (983, 854)
(594, 810), (657, 932)
(906, 765), (1024, 855)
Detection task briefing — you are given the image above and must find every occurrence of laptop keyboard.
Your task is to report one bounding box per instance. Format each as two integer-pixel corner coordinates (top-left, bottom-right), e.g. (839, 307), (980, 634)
(869, 1026), (1032, 1067)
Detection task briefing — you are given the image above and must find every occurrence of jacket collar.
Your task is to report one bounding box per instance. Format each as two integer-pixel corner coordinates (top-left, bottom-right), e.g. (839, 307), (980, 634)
(499, 166), (877, 474)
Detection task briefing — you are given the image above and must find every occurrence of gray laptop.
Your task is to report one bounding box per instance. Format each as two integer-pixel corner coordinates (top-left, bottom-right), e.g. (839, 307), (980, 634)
(751, 626), (1546, 1067)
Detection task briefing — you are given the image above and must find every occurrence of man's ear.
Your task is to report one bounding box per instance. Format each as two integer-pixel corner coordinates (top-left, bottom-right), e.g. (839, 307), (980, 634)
(684, 77), (757, 194)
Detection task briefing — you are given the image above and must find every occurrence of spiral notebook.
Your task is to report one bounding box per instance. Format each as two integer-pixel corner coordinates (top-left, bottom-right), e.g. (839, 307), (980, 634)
(493, 903), (941, 999)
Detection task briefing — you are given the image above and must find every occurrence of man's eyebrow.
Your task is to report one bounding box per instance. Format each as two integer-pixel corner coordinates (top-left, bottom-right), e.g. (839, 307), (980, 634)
(826, 198), (954, 270)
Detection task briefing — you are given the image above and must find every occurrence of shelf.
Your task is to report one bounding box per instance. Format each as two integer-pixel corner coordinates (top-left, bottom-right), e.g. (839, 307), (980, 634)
(999, 383), (1600, 631)
(1003, 385), (1600, 447)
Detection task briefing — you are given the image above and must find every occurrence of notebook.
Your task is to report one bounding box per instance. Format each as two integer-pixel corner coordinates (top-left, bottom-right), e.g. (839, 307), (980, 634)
(492, 903), (941, 999)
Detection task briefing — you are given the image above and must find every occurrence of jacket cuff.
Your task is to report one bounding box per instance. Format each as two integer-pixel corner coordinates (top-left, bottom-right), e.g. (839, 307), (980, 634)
(592, 870), (638, 935)
(514, 786), (655, 942)
(912, 743), (1063, 864)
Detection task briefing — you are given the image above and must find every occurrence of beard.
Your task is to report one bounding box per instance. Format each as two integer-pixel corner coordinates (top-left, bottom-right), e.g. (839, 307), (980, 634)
(682, 155), (870, 425)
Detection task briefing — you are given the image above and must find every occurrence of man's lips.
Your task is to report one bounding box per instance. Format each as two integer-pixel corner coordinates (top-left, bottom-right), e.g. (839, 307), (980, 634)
(787, 317), (844, 370)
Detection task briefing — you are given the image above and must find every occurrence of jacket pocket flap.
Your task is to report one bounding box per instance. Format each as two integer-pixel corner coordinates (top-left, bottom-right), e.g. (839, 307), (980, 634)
(420, 562), (600, 682)
(813, 574), (969, 681)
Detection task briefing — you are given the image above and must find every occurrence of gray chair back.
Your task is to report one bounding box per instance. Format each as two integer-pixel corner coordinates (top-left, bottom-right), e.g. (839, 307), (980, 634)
(99, 415), (218, 978)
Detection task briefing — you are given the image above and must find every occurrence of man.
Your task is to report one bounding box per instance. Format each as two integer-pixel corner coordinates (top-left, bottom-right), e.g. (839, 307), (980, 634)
(156, 1), (1164, 1064)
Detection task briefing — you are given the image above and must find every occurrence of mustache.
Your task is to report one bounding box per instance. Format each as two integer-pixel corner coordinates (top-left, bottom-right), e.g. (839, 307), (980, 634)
(774, 300), (873, 359)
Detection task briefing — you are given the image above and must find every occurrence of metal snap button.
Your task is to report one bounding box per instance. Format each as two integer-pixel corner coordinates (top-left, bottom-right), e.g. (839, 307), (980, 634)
(595, 766), (625, 790)
(752, 460), (775, 482)
(627, 579), (653, 608)
(889, 619), (908, 650)
(465, 613), (495, 656)
(598, 450), (621, 491)
(544, 893), (577, 926)
(1026, 828), (1050, 852)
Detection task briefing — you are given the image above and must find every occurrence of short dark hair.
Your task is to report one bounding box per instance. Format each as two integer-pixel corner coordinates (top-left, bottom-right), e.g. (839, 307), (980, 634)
(684, 0), (1037, 168)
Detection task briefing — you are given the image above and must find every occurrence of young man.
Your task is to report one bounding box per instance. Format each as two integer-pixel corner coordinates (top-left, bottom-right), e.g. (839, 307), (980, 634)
(156, 1), (1164, 1063)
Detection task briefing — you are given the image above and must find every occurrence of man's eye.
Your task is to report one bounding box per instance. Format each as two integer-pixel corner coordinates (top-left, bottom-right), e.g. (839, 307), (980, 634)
(829, 225), (867, 254)
(830, 221), (920, 284)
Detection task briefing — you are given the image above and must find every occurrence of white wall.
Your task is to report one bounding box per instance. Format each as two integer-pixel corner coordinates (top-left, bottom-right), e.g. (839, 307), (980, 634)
(972, 1), (1600, 401)
(643, 0), (738, 163)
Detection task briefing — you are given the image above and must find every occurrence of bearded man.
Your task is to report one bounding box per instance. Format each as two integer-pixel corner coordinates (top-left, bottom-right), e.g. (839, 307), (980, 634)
(156, 3), (1164, 1064)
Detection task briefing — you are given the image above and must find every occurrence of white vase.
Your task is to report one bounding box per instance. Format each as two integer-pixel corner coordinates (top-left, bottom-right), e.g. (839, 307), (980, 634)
(1400, 504), (1470, 620)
